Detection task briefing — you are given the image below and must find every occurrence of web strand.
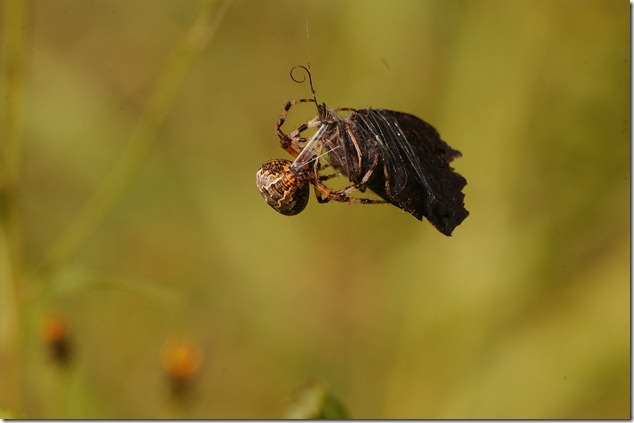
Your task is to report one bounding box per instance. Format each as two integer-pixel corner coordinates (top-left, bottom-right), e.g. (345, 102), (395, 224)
(304, 2), (311, 66)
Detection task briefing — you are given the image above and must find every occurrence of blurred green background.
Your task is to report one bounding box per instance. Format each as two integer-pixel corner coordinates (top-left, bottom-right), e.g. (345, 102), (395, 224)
(0, 0), (629, 418)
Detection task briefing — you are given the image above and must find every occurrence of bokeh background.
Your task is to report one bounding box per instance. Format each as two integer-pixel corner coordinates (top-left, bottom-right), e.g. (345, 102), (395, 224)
(0, 0), (629, 418)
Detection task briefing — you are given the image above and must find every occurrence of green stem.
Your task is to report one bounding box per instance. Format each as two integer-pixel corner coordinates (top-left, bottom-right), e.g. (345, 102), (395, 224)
(41, 0), (232, 271)
(0, 0), (28, 412)
(1, 0), (27, 276)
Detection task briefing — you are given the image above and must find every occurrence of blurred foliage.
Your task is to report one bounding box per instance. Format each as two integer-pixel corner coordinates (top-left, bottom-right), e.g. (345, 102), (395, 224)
(283, 379), (348, 419)
(0, 0), (629, 418)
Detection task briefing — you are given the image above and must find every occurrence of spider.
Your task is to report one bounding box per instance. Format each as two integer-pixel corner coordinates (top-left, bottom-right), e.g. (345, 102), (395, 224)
(256, 65), (468, 236)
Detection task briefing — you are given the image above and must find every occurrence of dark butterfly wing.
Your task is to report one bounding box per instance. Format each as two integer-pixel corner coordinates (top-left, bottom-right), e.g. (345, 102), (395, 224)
(386, 110), (468, 235)
(346, 108), (468, 235)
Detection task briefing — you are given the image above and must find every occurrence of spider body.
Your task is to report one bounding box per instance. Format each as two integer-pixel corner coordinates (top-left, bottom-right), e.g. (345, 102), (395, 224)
(256, 66), (469, 236)
(256, 158), (309, 216)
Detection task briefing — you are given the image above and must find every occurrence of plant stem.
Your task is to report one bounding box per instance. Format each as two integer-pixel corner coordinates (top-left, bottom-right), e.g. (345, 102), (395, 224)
(0, 0), (28, 411)
(41, 0), (232, 272)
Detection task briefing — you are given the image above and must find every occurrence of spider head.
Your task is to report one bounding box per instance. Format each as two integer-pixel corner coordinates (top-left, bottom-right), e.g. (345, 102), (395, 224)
(256, 159), (310, 216)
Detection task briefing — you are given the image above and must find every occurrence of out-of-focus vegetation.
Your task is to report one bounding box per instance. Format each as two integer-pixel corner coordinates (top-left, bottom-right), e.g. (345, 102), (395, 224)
(0, 0), (629, 418)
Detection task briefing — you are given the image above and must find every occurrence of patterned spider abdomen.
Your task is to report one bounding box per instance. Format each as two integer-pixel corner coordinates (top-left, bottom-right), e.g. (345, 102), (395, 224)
(256, 159), (310, 216)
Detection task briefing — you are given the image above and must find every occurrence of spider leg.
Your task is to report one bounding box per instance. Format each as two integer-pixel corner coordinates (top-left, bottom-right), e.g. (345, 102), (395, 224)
(319, 171), (341, 182)
(334, 107), (359, 113)
(314, 184), (329, 204)
(275, 98), (320, 157)
(312, 179), (386, 205)
(309, 137), (385, 205)
(310, 164), (386, 206)
(311, 150), (330, 204)
(339, 153), (380, 196)
(314, 154), (339, 182)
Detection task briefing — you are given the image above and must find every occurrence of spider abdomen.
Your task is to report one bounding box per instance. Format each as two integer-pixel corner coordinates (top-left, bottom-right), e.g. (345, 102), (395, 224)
(256, 159), (310, 216)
